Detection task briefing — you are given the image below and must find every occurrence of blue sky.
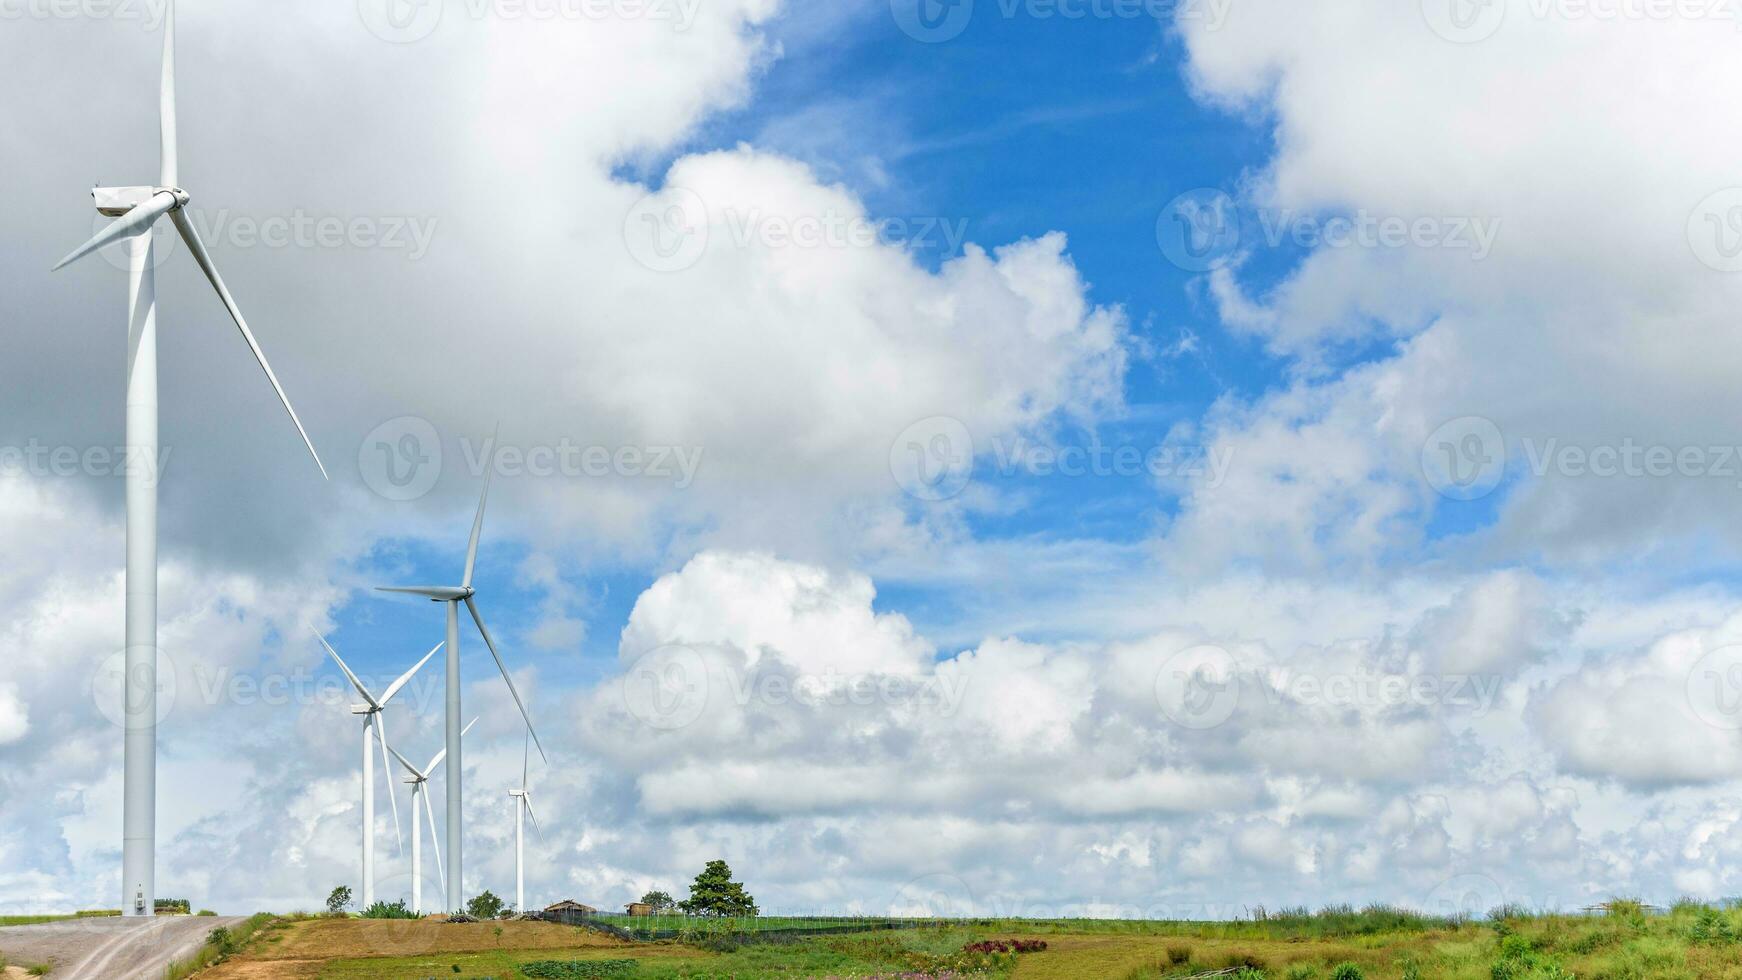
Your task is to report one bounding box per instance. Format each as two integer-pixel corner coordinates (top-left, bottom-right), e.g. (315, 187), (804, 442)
(12, 0), (1742, 916)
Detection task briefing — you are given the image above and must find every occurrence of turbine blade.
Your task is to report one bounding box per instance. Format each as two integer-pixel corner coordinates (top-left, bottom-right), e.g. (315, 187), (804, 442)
(423, 789), (444, 894)
(53, 191), (176, 271)
(159, 0), (176, 187)
(423, 717), (478, 776)
(521, 730), (529, 792)
(465, 596), (546, 763)
(314, 632), (378, 708)
(377, 716), (403, 856)
(169, 210), (328, 480)
(462, 448), (496, 589)
(524, 797), (542, 842)
(386, 741), (422, 778)
(380, 642), (441, 706)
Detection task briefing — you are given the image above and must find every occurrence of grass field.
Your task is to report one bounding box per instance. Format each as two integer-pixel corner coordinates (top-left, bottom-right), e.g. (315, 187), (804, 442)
(196, 902), (1742, 978)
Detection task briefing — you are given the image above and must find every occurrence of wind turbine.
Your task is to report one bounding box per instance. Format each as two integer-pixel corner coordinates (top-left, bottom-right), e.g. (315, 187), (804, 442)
(387, 717), (478, 915)
(507, 732), (543, 915)
(52, 0), (327, 916)
(377, 466), (546, 912)
(318, 634), (440, 908)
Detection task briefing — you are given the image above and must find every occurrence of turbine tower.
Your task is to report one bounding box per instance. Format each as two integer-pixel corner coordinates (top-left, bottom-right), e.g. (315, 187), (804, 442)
(377, 467), (545, 912)
(52, 0), (327, 916)
(318, 634), (439, 907)
(507, 732), (542, 915)
(387, 717), (478, 914)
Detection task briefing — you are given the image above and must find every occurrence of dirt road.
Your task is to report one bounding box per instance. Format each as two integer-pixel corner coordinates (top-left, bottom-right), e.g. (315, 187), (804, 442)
(0, 915), (244, 979)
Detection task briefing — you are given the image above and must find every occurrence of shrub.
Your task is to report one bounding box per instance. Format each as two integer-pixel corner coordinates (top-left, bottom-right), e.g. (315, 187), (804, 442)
(361, 900), (420, 920)
(521, 962), (638, 979)
(1285, 967), (1318, 980)
(196, 909), (216, 917)
(963, 939), (1047, 954)
(466, 890), (507, 921)
(1166, 943), (1193, 964)
(325, 886), (353, 915)
(1691, 906), (1736, 945)
(1329, 964), (1365, 980)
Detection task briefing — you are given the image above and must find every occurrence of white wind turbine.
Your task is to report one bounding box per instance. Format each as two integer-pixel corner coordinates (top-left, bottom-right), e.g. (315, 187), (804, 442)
(377, 466), (546, 912)
(387, 717), (478, 915)
(318, 634), (440, 908)
(507, 732), (543, 915)
(52, 0), (327, 916)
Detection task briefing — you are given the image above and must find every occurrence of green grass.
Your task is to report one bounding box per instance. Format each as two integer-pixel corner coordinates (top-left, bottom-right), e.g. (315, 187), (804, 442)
(234, 900), (1742, 980)
(0, 916), (71, 926)
(163, 912), (277, 980)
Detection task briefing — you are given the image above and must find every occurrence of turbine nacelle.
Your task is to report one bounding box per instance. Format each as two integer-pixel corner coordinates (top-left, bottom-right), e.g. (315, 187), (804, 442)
(93, 185), (189, 217)
(379, 586), (476, 603)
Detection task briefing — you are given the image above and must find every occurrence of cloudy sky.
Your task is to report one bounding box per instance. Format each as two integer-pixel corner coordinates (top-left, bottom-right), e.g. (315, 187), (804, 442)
(5, 0), (1742, 918)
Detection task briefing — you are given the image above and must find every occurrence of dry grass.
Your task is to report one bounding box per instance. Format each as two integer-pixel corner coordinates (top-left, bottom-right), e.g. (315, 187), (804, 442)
(247, 918), (630, 960)
(202, 917), (678, 979)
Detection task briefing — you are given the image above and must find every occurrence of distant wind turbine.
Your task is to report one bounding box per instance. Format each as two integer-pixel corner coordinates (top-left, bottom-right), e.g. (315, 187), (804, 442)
(52, 0), (327, 916)
(318, 634), (439, 908)
(377, 465), (546, 911)
(387, 717), (478, 915)
(508, 732), (543, 914)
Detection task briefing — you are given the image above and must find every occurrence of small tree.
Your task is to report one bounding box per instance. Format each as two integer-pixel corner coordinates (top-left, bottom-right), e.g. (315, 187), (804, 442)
(641, 890), (677, 914)
(325, 886), (353, 916)
(466, 890), (506, 921)
(678, 860), (758, 918)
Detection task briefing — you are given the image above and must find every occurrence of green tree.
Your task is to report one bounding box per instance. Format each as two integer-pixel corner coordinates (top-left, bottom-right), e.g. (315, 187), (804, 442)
(466, 890), (507, 920)
(678, 860), (758, 917)
(640, 890), (676, 914)
(325, 886), (353, 916)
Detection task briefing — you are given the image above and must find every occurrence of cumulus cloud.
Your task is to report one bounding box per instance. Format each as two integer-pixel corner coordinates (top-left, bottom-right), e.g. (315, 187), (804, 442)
(1163, 0), (1742, 571)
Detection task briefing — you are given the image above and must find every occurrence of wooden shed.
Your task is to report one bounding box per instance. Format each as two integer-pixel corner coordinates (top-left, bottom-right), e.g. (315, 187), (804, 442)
(544, 900), (598, 916)
(625, 902), (655, 917)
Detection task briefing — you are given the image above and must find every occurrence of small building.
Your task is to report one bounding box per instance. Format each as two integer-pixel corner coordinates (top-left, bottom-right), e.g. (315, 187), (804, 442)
(544, 900), (598, 916)
(625, 902), (654, 917)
